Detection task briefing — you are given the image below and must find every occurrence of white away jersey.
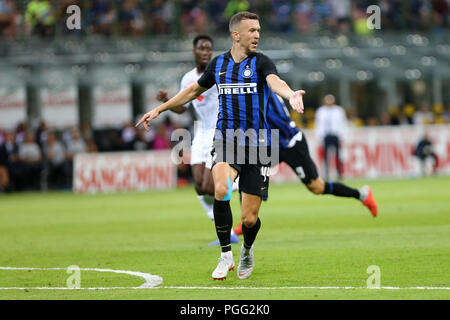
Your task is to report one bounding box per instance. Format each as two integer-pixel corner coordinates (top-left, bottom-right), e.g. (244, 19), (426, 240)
(180, 68), (219, 131)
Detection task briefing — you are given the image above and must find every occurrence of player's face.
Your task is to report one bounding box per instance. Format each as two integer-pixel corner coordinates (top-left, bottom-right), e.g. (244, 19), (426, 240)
(193, 39), (213, 70)
(238, 19), (260, 53)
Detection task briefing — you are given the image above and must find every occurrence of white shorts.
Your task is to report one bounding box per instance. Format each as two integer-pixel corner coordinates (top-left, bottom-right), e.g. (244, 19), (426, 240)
(190, 129), (215, 169)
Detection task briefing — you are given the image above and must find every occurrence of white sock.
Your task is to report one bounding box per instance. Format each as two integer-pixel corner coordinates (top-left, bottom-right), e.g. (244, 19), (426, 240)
(359, 186), (369, 202)
(198, 195), (215, 221)
(221, 250), (233, 259)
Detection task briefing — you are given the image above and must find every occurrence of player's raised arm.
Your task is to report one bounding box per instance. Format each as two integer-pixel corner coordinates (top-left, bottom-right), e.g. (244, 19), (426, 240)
(136, 82), (207, 130)
(266, 74), (305, 114)
(156, 90), (188, 114)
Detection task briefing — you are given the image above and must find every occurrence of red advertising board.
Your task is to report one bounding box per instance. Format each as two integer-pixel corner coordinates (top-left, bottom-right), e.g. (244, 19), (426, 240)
(271, 125), (450, 182)
(74, 150), (177, 193)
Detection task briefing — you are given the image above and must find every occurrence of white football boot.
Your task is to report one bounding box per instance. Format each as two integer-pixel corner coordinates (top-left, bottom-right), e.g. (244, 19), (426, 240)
(237, 244), (254, 279)
(212, 251), (235, 280)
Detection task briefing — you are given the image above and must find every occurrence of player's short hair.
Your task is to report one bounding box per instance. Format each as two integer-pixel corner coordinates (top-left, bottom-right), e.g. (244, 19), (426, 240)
(229, 11), (259, 33)
(193, 34), (213, 48)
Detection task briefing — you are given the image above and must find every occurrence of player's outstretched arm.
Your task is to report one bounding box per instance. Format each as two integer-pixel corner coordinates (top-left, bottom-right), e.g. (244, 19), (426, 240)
(156, 90), (188, 114)
(136, 83), (206, 130)
(266, 74), (305, 113)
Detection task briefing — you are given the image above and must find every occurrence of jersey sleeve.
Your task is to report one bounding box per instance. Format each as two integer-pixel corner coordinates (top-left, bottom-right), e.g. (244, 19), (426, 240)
(257, 53), (279, 79)
(197, 58), (217, 89)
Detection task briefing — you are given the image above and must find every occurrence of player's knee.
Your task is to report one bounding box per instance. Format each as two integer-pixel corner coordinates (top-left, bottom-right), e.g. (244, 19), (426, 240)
(307, 179), (325, 195)
(241, 214), (258, 228)
(214, 181), (230, 200)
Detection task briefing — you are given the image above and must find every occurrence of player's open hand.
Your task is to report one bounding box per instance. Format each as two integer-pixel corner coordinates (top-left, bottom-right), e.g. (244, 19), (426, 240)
(156, 90), (169, 103)
(135, 108), (160, 131)
(289, 90), (306, 114)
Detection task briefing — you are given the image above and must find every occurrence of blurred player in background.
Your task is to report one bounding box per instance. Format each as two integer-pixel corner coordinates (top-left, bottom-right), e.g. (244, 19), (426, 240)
(315, 94), (347, 180)
(233, 91), (378, 236)
(155, 34), (239, 245)
(414, 132), (438, 176)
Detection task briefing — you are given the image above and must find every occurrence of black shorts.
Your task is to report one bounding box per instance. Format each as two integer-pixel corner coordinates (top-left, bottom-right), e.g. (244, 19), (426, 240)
(279, 135), (319, 185)
(211, 143), (270, 201)
(230, 163), (270, 201)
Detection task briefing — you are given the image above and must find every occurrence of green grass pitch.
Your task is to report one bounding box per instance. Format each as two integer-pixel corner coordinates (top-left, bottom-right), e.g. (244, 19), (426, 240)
(0, 177), (449, 300)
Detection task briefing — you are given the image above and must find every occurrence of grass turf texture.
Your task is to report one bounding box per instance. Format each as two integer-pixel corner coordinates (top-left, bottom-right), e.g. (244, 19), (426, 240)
(0, 177), (449, 300)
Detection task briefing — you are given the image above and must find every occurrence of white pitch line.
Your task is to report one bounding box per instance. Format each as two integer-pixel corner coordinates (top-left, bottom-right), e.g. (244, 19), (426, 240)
(0, 286), (449, 291)
(158, 286), (450, 290)
(0, 267), (449, 291)
(0, 266), (163, 290)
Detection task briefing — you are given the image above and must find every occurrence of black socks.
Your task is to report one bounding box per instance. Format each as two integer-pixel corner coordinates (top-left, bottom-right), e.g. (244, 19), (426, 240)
(324, 182), (360, 199)
(213, 199), (233, 252)
(242, 218), (261, 250)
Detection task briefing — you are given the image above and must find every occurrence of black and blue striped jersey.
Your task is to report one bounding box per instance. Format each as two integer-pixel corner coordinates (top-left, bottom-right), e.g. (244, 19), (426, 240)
(266, 90), (301, 149)
(198, 51), (278, 147)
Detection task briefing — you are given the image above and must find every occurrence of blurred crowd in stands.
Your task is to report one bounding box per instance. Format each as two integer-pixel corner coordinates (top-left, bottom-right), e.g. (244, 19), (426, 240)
(0, 117), (188, 192)
(0, 100), (448, 192)
(0, 0), (448, 39)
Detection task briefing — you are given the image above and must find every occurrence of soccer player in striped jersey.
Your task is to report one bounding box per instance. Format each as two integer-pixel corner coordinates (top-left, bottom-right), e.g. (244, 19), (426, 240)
(136, 11), (306, 280)
(233, 91), (378, 236)
(155, 34), (239, 245)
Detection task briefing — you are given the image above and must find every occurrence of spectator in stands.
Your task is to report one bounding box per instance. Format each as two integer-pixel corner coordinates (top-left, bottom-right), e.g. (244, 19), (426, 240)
(379, 111), (391, 126)
(403, 104), (415, 124)
(121, 122), (136, 150)
(352, 1), (373, 35)
(382, 0), (405, 30)
(207, 0), (228, 33)
(269, 0), (293, 33)
(133, 128), (151, 151)
(45, 131), (70, 189)
(88, 0), (116, 36)
(0, 129), (4, 145)
(224, 0), (250, 20)
(15, 122), (25, 145)
(65, 127), (86, 186)
(0, 0), (20, 38)
(313, 0), (333, 31)
(388, 107), (402, 125)
(152, 123), (170, 150)
(25, 0), (55, 37)
(413, 102), (434, 125)
(180, 0), (208, 35)
(119, 0), (145, 36)
(66, 127), (86, 157)
(405, 0), (430, 30)
(36, 120), (48, 150)
(16, 131), (42, 190)
(330, 0), (351, 33)
(1, 132), (18, 191)
(432, 0), (448, 32)
(149, 0), (172, 34)
(443, 104), (450, 124)
(294, 0), (313, 33)
(0, 137), (10, 192)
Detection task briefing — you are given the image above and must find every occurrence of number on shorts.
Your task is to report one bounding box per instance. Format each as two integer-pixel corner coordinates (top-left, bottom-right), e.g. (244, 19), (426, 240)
(296, 166), (305, 179)
(260, 166), (270, 182)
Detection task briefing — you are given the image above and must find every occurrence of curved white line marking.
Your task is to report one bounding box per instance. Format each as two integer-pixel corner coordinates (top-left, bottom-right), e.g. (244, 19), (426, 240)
(0, 267), (163, 290)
